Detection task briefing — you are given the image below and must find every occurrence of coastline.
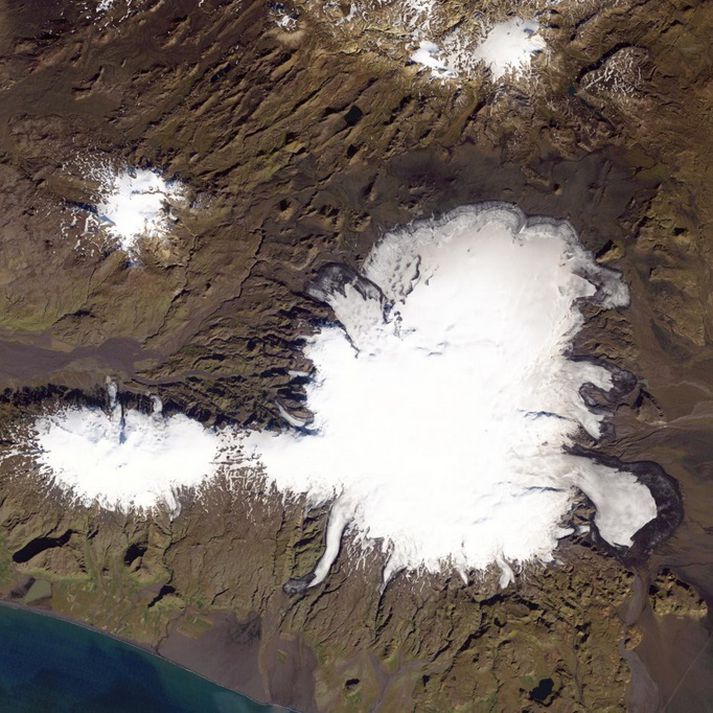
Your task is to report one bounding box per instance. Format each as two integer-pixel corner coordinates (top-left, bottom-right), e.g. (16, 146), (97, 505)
(0, 598), (293, 713)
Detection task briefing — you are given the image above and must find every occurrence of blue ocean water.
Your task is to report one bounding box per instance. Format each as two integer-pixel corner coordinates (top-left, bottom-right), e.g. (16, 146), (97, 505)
(0, 604), (284, 713)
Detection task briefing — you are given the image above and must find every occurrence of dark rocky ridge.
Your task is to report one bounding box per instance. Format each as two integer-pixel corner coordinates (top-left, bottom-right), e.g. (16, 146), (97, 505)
(0, 0), (711, 711)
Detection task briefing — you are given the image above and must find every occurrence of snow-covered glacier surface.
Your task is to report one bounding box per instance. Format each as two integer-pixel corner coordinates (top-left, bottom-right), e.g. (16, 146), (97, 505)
(242, 204), (657, 587)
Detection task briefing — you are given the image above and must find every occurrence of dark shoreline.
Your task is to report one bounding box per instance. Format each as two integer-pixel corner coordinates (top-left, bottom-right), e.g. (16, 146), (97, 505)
(0, 599), (293, 713)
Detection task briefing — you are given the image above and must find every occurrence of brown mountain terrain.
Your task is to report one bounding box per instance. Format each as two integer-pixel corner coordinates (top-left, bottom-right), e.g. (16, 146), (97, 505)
(0, 0), (712, 711)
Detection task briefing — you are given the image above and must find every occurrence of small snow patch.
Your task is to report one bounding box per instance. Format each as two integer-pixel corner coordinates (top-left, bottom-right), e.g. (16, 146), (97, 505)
(95, 168), (184, 252)
(275, 13), (297, 29)
(580, 47), (648, 109)
(269, 2), (298, 30)
(68, 164), (186, 259)
(88, 0), (136, 19)
(410, 41), (456, 79)
(473, 18), (546, 80)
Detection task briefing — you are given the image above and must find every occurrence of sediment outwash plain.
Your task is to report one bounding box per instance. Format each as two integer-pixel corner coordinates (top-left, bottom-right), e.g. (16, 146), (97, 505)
(0, 1), (712, 711)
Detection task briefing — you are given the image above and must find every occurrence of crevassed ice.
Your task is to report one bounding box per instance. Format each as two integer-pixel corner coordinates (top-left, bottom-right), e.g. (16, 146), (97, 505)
(242, 204), (657, 587)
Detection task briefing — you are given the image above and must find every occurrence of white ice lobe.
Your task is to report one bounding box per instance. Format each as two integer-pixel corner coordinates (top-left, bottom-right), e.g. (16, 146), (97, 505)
(32, 388), (220, 512)
(243, 204), (658, 587)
